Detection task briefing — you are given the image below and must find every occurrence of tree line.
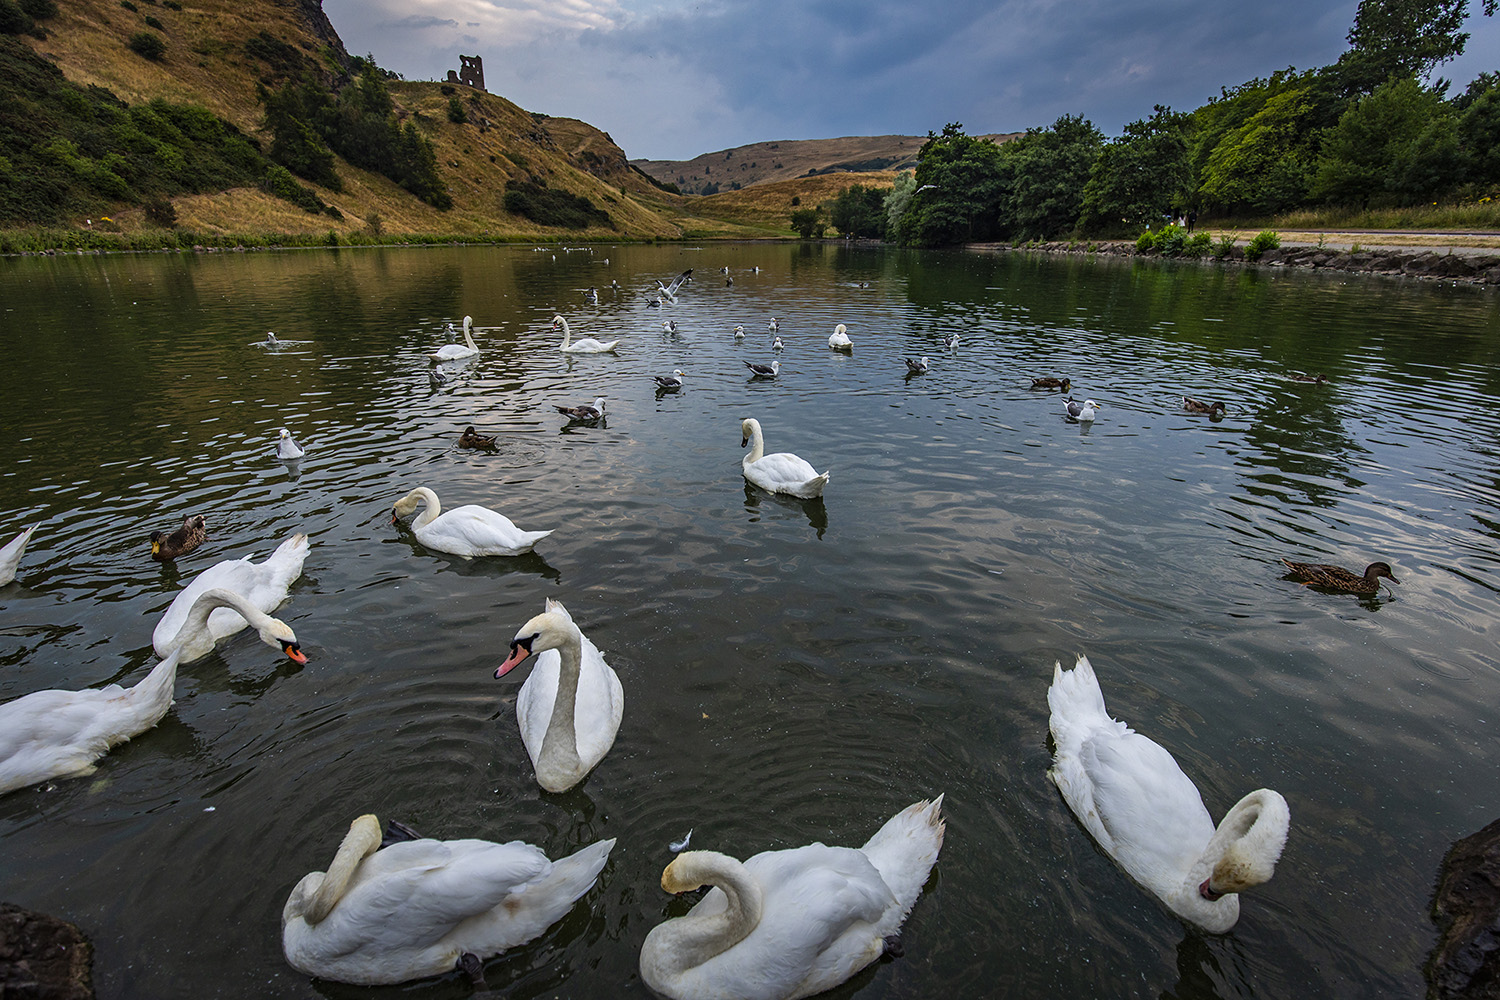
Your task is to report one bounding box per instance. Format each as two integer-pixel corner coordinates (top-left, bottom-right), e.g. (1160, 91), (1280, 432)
(797, 0), (1500, 246)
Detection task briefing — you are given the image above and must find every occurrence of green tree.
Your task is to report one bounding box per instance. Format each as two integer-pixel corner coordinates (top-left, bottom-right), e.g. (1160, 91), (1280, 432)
(1199, 87), (1316, 213)
(828, 183), (888, 239)
(1457, 73), (1500, 184)
(1080, 106), (1192, 233)
(900, 122), (1006, 246)
(883, 171), (915, 240)
(1336, 0), (1495, 94)
(790, 206), (825, 239)
(1313, 76), (1463, 204)
(1000, 113), (1102, 239)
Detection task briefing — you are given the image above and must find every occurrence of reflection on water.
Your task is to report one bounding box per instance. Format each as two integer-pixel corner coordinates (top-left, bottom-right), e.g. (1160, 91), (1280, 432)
(0, 244), (1498, 997)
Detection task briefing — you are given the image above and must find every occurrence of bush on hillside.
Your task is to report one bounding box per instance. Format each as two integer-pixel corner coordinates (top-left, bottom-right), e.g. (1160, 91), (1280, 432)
(127, 31), (164, 61)
(502, 179), (612, 229)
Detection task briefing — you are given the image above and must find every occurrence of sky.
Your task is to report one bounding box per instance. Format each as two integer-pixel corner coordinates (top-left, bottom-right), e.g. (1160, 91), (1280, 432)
(320, 0), (1500, 162)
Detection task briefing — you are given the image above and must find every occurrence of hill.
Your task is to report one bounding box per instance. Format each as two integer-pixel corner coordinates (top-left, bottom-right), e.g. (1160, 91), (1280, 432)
(632, 133), (1020, 195)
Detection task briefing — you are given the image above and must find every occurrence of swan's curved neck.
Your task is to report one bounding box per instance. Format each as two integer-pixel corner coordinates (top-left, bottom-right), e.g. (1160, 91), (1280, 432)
(555, 316), (571, 348)
(409, 487), (441, 529)
(1176, 788), (1288, 929)
(461, 319), (477, 351)
(168, 587), (276, 654)
(303, 815), (382, 924)
(656, 854), (763, 972)
(743, 423), (764, 465)
(538, 628), (585, 784)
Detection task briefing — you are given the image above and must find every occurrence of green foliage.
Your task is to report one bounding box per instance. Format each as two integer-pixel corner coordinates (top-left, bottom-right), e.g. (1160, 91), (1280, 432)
(1081, 106), (1192, 233)
(143, 197), (176, 227)
(0, 0), (31, 34)
(789, 207), (825, 238)
(502, 179), (611, 229)
(1212, 233), (1238, 258)
(827, 183), (887, 238)
(127, 31), (165, 61)
(1337, 0), (1490, 94)
(1244, 230), (1281, 260)
(18, 0), (57, 17)
(900, 123), (1007, 246)
(143, 14), (162, 30)
(1199, 86), (1316, 213)
(1312, 77), (1462, 204)
(119, 0), (136, 9)
(244, 31), (304, 79)
(1000, 114), (1103, 239)
(262, 163), (328, 213)
(447, 96), (467, 124)
(883, 171), (915, 237)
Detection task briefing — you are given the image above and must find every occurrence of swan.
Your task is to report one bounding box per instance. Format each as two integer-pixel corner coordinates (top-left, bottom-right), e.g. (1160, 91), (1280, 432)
(150, 514), (207, 561)
(654, 370), (686, 391)
(553, 315), (619, 354)
(282, 813), (615, 986)
(152, 533), (310, 661)
(276, 427), (305, 460)
(639, 796), (945, 1000)
(828, 324), (853, 351)
(556, 397), (606, 423)
(494, 599), (623, 793)
(0, 525), (37, 586)
(392, 487), (552, 558)
(1046, 655), (1290, 933)
(1, 588), (305, 796)
(740, 418), (829, 499)
(904, 356), (929, 375)
(431, 316), (479, 362)
(1064, 398), (1100, 423)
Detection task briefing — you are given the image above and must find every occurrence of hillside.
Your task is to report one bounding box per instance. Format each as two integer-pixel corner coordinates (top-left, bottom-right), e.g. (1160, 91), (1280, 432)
(632, 133), (1020, 195)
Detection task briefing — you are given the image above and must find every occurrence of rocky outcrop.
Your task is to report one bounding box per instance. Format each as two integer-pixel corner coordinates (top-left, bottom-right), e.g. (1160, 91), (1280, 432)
(1428, 818), (1500, 999)
(0, 903), (93, 1000)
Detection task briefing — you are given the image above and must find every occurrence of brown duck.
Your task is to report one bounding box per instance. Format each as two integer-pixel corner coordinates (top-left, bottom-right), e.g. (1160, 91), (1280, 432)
(1288, 372), (1327, 384)
(457, 426), (497, 450)
(1183, 397), (1227, 417)
(1282, 558), (1398, 594)
(1030, 377), (1071, 391)
(150, 514), (207, 562)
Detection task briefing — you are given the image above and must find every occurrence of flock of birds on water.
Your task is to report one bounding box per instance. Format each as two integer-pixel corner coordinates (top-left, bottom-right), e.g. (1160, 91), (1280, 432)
(0, 262), (1399, 996)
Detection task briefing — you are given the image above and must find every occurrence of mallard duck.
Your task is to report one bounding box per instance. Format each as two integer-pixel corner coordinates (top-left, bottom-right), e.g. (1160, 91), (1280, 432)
(744, 360), (780, 378)
(150, 514), (207, 562)
(653, 370), (686, 391)
(1183, 397), (1227, 417)
(1031, 377), (1071, 391)
(904, 356), (929, 374)
(1282, 559), (1398, 594)
(556, 397), (606, 422)
(1289, 372), (1327, 383)
(457, 426), (496, 450)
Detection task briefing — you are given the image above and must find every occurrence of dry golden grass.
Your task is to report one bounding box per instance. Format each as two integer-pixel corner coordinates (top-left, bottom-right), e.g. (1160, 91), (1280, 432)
(698, 173), (899, 231)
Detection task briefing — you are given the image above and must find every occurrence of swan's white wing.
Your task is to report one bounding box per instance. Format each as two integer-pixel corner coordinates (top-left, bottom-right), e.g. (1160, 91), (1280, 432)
(421, 505), (535, 556)
(152, 555), (255, 653)
(571, 633), (623, 768)
(746, 452), (824, 491)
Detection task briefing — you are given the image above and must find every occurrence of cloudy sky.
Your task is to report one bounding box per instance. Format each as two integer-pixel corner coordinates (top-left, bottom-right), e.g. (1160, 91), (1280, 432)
(321, 0), (1500, 162)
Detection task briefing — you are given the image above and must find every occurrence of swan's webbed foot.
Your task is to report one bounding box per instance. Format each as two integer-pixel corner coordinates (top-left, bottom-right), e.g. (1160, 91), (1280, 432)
(457, 952), (488, 988)
(381, 819), (423, 848)
(881, 934), (905, 960)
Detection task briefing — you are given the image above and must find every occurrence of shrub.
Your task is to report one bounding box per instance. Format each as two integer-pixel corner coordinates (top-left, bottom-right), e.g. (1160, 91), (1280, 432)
(18, 0), (57, 17)
(162, 0), (180, 8)
(120, 0), (136, 8)
(263, 163), (327, 213)
(128, 31), (164, 60)
(363, 210), (382, 235)
(502, 179), (611, 228)
(446, 95), (466, 124)
(143, 14), (162, 30)
(1244, 229), (1281, 261)
(0, 0), (32, 33)
(1183, 232), (1212, 257)
(1211, 234), (1238, 259)
(144, 197), (176, 227)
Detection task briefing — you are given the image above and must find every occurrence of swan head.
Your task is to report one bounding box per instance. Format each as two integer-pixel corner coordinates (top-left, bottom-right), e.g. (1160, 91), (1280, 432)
(551, 314), (568, 329)
(1198, 789), (1290, 899)
(740, 418), (761, 448)
(834, 324), (847, 335)
(495, 598), (579, 678)
(660, 852), (719, 894)
(257, 613), (307, 664)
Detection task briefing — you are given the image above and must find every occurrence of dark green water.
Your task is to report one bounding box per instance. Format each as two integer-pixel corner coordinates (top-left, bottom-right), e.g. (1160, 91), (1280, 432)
(2, 242), (1499, 998)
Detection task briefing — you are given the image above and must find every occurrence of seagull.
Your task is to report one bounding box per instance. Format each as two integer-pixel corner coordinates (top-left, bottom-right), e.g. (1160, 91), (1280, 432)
(733, 325), (745, 340)
(904, 356), (930, 374)
(720, 266), (729, 274)
(653, 370), (686, 390)
(726, 276), (734, 286)
(262, 332), (280, 347)
(556, 397), (606, 422)
(662, 320), (678, 334)
(1064, 397), (1100, 423)
(584, 287), (598, 304)
(656, 268), (693, 301)
(941, 332), (960, 350)
(772, 336), (784, 351)
(768, 317), (779, 333)
(276, 427), (304, 460)
(745, 360), (780, 378)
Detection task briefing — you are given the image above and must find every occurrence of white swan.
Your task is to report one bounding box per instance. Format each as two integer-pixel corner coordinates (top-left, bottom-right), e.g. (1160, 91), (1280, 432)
(0, 525), (37, 586)
(494, 599), (623, 793)
(392, 487), (552, 558)
(1046, 655), (1290, 933)
(276, 427), (305, 460)
(828, 324), (853, 351)
(1, 588), (305, 796)
(152, 533), (310, 661)
(740, 418), (829, 499)
(282, 813), (614, 986)
(639, 796), (945, 1000)
(553, 314), (619, 354)
(431, 316), (479, 361)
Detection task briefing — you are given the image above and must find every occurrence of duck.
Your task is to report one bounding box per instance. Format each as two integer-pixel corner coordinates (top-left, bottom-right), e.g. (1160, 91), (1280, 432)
(654, 370), (686, 391)
(1288, 372), (1327, 383)
(0, 588), (306, 797)
(457, 426), (497, 451)
(150, 514), (207, 562)
(740, 417), (829, 499)
(0, 525), (37, 586)
(152, 533), (310, 661)
(1030, 377), (1070, 391)
(744, 360), (780, 378)
(1183, 397), (1227, 417)
(904, 356), (929, 375)
(430, 316), (479, 362)
(553, 314), (620, 354)
(1064, 398), (1100, 423)
(1046, 655), (1290, 933)
(827, 324), (853, 351)
(556, 397), (606, 423)
(391, 487), (552, 558)
(282, 813), (615, 986)
(1281, 558), (1398, 595)
(584, 286), (599, 305)
(733, 325), (746, 340)
(639, 797), (945, 1000)
(941, 332), (960, 350)
(494, 599), (624, 793)
(276, 427), (305, 461)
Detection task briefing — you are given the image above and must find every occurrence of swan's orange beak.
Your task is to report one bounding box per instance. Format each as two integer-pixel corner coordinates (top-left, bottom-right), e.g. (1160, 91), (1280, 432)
(1198, 877), (1224, 901)
(282, 641), (308, 664)
(495, 637), (533, 679)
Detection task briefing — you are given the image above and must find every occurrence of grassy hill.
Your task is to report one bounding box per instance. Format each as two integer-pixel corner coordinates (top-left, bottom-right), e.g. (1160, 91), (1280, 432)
(3, 0), (948, 244)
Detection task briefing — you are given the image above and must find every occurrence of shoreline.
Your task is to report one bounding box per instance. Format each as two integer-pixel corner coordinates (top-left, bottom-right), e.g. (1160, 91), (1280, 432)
(967, 231), (1500, 287)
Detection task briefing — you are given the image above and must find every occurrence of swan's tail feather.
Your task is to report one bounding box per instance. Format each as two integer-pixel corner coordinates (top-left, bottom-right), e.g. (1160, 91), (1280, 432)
(1046, 654), (1122, 749)
(117, 649), (181, 738)
(861, 796), (944, 916)
(540, 837), (615, 908)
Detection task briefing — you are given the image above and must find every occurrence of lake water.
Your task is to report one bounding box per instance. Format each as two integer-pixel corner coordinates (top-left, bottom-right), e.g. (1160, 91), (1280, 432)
(2, 242), (1499, 999)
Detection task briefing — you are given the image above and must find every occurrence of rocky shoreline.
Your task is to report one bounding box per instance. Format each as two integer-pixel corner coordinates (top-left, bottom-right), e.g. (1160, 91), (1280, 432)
(969, 239), (1500, 286)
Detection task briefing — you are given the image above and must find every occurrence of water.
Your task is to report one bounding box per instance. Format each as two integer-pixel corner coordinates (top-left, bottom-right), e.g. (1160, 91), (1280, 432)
(1, 242), (1498, 999)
